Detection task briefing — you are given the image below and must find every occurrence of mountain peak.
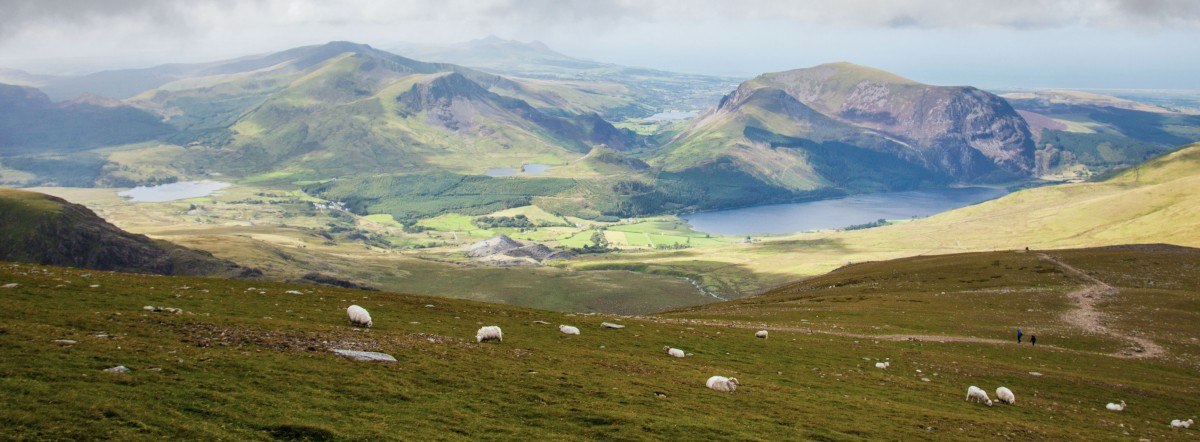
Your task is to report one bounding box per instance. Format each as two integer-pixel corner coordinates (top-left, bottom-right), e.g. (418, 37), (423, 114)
(771, 62), (920, 86)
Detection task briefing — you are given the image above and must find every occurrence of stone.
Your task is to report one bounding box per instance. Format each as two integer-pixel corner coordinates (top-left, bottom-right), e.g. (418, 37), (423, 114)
(332, 349), (396, 362)
(104, 365), (131, 373)
(53, 339), (77, 345)
(601, 322), (625, 329)
(1, 283), (18, 289)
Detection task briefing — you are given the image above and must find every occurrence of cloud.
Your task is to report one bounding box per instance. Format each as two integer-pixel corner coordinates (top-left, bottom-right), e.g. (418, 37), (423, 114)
(2, 0), (1199, 42)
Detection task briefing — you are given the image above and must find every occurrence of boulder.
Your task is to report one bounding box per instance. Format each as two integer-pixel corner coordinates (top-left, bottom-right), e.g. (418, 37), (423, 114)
(332, 349), (397, 362)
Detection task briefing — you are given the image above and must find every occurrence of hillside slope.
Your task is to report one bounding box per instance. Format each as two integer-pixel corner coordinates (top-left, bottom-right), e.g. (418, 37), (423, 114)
(581, 142), (1200, 295)
(654, 63), (1035, 201)
(0, 188), (245, 277)
(1, 247), (1196, 439)
(1001, 89), (1200, 177)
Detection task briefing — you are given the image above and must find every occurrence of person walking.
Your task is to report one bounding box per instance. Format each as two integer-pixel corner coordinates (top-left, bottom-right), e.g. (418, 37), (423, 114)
(1017, 328), (1023, 343)
(1030, 335), (1037, 346)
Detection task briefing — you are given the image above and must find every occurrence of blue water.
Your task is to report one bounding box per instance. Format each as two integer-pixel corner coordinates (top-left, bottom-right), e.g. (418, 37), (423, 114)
(484, 163), (552, 177)
(681, 187), (1008, 235)
(118, 180), (231, 202)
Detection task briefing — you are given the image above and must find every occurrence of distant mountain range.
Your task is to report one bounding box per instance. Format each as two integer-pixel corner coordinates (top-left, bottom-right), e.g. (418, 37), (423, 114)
(389, 36), (741, 115)
(1, 41), (1197, 218)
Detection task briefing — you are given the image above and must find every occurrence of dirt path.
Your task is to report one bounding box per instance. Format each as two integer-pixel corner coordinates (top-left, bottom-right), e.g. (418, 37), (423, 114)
(648, 253), (1166, 360)
(1037, 253), (1165, 359)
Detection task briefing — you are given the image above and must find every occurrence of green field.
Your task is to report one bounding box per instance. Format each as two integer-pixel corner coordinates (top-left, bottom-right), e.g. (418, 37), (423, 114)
(2, 245), (1197, 439)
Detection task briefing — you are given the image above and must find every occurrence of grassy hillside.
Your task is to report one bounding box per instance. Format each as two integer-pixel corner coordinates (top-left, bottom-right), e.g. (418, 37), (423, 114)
(575, 142), (1200, 295)
(0, 188), (244, 277)
(1003, 89), (1200, 178)
(1, 245), (1197, 439)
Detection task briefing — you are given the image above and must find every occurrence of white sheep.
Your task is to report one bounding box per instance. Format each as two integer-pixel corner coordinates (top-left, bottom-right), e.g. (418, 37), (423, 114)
(875, 361), (890, 369)
(559, 324), (580, 335)
(346, 305), (372, 327)
(1170, 419), (1193, 429)
(966, 386), (993, 406)
(476, 325), (503, 343)
(995, 387), (1016, 405)
(755, 330), (768, 339)
(1106, 400), (1126, 411)
(664, 346), (685, 358)
(706, 375), (740, 392)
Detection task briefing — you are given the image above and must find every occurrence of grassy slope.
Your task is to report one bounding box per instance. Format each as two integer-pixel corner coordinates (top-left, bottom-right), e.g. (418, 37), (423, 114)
(572, 143), (1200, 295)
(2, 246), (1197, 439)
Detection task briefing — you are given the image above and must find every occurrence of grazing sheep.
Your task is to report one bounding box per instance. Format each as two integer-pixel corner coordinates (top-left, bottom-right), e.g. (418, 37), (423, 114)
(1106, 400), (1126, 411)
(995, 387), (1016, 405)
(755, 330), (768, 339)
(346, 305), (372, 327)
(875, 361), (890, 369)
(559, 324), (580, 335)
(706, 376), (740, 392)
(664, 346), (685, 358)
(1170, 419), (1193, 429)
(966, 386), (993, 406)
(476, 326), (503, 343)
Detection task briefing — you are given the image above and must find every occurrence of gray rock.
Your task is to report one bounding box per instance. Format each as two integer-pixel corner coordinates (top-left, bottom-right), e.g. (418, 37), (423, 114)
(104, 365), (131, 373)
(332, 349), (396, 362)
(601, 322), (625, 329)
(53, 339), (77, 345)
(1, 283), (19, 289)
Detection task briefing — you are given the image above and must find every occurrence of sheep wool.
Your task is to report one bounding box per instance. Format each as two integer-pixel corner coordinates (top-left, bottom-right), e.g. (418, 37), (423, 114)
(995, 387), (1016, 405)
(1170, 419), (1193, 429)
(664, 346), (685, 358)
(1106, 401), (1126, 411)
(966, 386), (993, 406)
(559, 324), (580, 335)
(875, 361), (890, 369)
(346, 305), (372, 327)
(476, 325), (503, 343)
(706, 376), (740, 393)
(755, 330), (768, 339)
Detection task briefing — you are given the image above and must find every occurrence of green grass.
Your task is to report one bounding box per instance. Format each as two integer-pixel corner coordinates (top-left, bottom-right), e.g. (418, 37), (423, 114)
(2, 246), (1199, 439)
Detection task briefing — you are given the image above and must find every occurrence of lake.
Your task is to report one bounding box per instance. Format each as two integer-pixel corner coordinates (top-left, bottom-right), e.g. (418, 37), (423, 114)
(681, 187), (1008, 235)
(484, 163), (553, 177)
(118, 180), (231, 202)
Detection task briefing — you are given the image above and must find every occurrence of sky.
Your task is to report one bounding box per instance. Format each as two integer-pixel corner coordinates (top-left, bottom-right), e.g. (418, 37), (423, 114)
(1, 0), (1198, 89)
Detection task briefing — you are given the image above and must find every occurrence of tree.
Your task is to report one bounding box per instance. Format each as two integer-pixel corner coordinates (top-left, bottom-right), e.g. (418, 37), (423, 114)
(590, 230), (609, 249)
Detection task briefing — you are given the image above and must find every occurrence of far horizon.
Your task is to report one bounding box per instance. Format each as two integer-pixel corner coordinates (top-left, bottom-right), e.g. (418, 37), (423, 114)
(1, 0), (1198, 90)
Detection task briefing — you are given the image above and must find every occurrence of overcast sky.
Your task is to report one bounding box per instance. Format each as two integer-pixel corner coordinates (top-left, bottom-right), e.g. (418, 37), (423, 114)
(1, 0), (1198, 89)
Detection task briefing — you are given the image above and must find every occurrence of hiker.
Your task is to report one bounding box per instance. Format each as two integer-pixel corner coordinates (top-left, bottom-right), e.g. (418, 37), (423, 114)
(1030, 335), (1037, 346)
(1017, 328), (1023, 343)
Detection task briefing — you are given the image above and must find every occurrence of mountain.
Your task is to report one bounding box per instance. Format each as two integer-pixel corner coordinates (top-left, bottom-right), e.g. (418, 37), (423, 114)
(392, 35), (608, 73)
(390, 36), (741, 116)
(0, 42), (640, 186)
(652, 62), (1035, 204)
(1000, 89), (1200, 178)
(0, 187), (247, 277)
(0, 83), (171, 155)
(139, 42), (641, 178)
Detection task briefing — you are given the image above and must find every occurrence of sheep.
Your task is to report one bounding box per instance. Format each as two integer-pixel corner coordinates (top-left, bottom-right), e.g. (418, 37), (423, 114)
(664, 346), (685, 358)
(875, 361), (890, 369)
(1106, 400), (1126, 411)
(559, 324), (580, 335)
(706, 376), (740, 392)
(1170, 419), (1193, 429)
(476, 326), (503, 343)
(346, 305), (372, 327)
(995, 387), (1016, 405)
(755, 330), (768, 339)
(966, 386), (993, 406)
